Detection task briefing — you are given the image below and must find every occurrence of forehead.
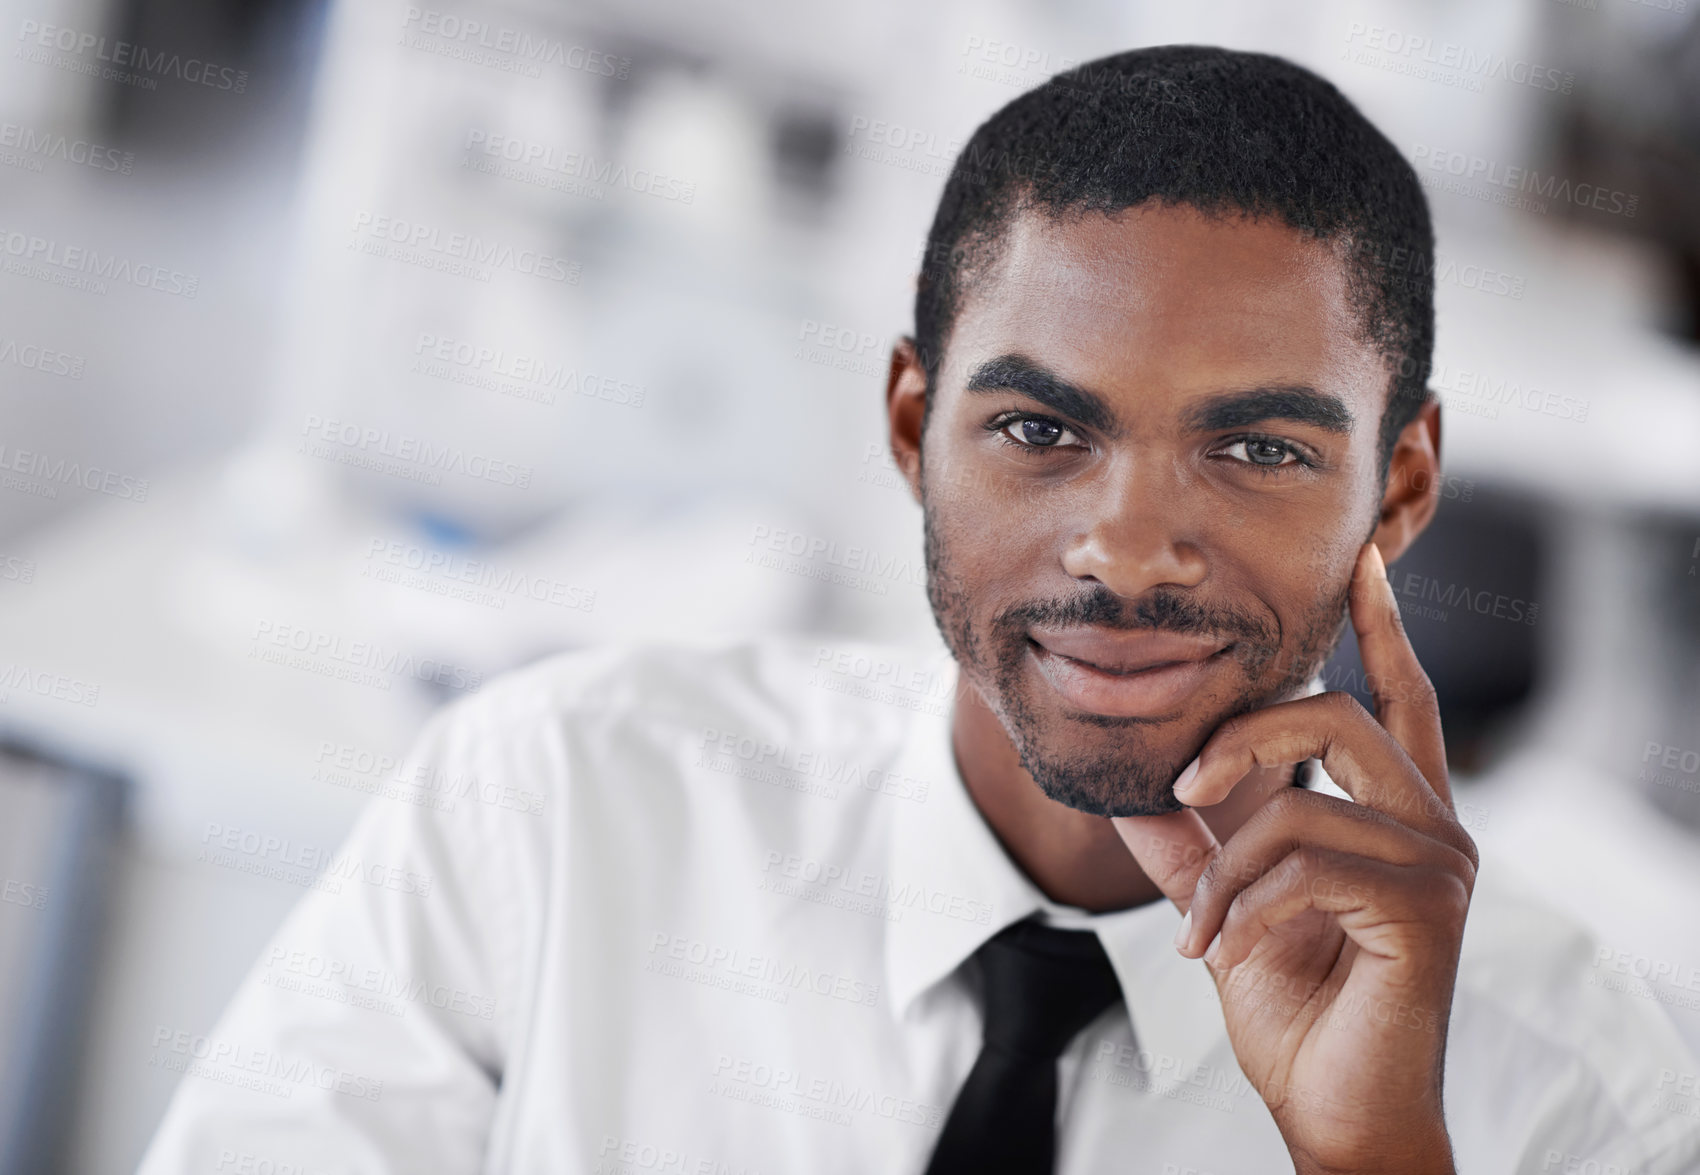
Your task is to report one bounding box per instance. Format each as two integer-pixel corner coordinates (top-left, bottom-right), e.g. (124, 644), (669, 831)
(948, 202), (1381, 407)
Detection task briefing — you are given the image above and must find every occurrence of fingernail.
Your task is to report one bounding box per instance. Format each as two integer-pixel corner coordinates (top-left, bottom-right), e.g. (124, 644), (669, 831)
(1204, 936), (1221, 967)
(1173, 757), (1201, 797)
(1172, 909), (1192, 953)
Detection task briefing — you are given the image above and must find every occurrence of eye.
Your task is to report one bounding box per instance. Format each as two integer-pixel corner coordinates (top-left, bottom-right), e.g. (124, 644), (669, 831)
(1217, 436), (1309, 469)
(994, 413), (1084, 450)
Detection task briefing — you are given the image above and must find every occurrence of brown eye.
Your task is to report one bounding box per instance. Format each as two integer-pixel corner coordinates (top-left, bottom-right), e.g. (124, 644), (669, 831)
(1000, 416), (1081, 448)
(1222, 438), (1302, 467)
(1020, 419), (1060, 445)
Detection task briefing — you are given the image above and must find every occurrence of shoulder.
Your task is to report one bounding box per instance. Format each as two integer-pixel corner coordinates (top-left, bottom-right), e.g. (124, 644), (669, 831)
(1454, 864), (1683, 1055)
(445, 636), (949, 730)
(1446, 863), (1700, 1168)
(413, 636), (955, 801)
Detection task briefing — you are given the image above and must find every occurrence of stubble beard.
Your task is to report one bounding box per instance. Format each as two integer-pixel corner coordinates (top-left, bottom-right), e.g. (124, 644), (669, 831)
(922, 495), (1349, 817)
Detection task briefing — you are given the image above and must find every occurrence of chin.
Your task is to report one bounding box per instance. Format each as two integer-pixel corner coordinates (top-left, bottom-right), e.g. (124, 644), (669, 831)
(1012, 740), (1193, 817)
(985, 679), (1212, 816)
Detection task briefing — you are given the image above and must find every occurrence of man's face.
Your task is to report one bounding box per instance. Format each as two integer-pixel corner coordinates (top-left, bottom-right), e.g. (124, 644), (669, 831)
(919, 203), (1392, 817)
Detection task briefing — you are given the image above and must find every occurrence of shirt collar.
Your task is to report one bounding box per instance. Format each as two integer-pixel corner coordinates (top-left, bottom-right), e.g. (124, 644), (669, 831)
(882, 649), (1048, 1018)
(883, 653), (1331, 1074)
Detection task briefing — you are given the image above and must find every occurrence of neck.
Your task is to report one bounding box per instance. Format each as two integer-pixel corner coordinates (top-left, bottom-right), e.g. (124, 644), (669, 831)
(950, 679), (1294, 913)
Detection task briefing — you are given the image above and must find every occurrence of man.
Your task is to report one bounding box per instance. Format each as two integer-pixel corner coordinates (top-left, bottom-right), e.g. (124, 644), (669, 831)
(140, 46), (1700, 1174)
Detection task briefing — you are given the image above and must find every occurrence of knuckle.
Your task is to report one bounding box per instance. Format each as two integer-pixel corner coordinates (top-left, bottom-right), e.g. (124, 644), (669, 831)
(1319, 689), (1360, 714)
(1405, 670), (1439, 710)
(1212, 711), (1251, 745)
(1452, 828), (1480, 875)
(1319, 690), (1370, 727)
(1387, 606), (1410, 639)
(1193, 853), (1234, 908)
(1420, 809), (1478, 868)
(1257, 786), (1309, 826)
(1426, 840), (1475, 886)
(1200, 851), (1257, 904)
(1395, 788), (1441, 828)
(1288, 845), (1328, 883)
(1426, 869), (1472, 921)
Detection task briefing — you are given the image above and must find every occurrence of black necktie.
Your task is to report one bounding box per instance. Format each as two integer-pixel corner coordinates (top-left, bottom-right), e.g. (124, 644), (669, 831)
(923, 916), (1126, 1175)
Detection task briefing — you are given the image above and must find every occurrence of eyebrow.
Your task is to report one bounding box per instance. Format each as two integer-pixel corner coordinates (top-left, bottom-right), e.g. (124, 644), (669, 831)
(1181, 387), (1355, 435)
(962, 353), (1356, 438)
(962, 354), (1118, 433)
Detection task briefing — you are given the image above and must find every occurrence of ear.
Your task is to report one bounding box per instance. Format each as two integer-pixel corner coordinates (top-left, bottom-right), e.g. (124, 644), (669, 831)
(1371, 398), (1443, 564)
(885, 336), (928, 505)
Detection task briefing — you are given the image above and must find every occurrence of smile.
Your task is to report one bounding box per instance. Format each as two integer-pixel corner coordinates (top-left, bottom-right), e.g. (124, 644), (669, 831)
(1027, 629), (1233, 720)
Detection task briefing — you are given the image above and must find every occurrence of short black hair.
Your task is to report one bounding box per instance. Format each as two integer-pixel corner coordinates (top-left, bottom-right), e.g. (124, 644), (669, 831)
(914, 45), (1434, 476)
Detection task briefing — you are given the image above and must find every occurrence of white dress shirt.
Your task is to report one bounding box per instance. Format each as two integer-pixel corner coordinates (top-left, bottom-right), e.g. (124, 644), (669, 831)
(138, 641), (1700, 1174)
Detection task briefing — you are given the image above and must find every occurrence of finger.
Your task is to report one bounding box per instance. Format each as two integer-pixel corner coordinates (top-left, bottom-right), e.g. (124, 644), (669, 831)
(1208, 848), (1469, 972)
(1350, 542), (1450, 799)
(1172, 691), (1456, 843)
(1110, 807), (1220, 923)
(1177, 788), (1475, 959)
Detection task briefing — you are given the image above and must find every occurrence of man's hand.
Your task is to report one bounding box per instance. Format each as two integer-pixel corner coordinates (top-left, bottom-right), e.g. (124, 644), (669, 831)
(1111, 542), (1478, 1175)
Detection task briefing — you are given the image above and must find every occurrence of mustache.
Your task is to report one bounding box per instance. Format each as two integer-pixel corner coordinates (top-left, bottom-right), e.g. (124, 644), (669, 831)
(990, 583), (1278, 648)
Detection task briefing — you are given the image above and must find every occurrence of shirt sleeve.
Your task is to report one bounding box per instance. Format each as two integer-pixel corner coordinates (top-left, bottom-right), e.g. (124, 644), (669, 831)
(137, 692), (541, 1175)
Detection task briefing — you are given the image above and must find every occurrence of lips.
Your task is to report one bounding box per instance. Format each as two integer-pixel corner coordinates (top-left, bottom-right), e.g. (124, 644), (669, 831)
(1030, 628), (1230, 674)
(1027, 628), (1232, 719)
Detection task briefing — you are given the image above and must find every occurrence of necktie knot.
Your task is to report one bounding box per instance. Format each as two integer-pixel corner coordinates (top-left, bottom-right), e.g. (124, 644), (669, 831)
(977, 917), (1125, 1060)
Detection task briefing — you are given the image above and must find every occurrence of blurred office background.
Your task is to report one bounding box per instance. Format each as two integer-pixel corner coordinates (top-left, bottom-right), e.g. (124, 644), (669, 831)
(0, 0), (1697, 1169)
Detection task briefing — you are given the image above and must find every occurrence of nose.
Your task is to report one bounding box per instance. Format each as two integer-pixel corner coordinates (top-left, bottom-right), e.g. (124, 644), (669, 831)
(1059, 455), (1208, 598)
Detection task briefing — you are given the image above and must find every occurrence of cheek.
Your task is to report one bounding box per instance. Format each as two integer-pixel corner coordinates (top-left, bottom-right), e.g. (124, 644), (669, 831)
(1284, 530), (1357, 587)
(939, 497), (1054, 603)
(1279, 540), (1360, 650)
(1216, 533), (1355, 642)
(1202, 476), (1362, 540)
(927, 450), (1055, 554)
